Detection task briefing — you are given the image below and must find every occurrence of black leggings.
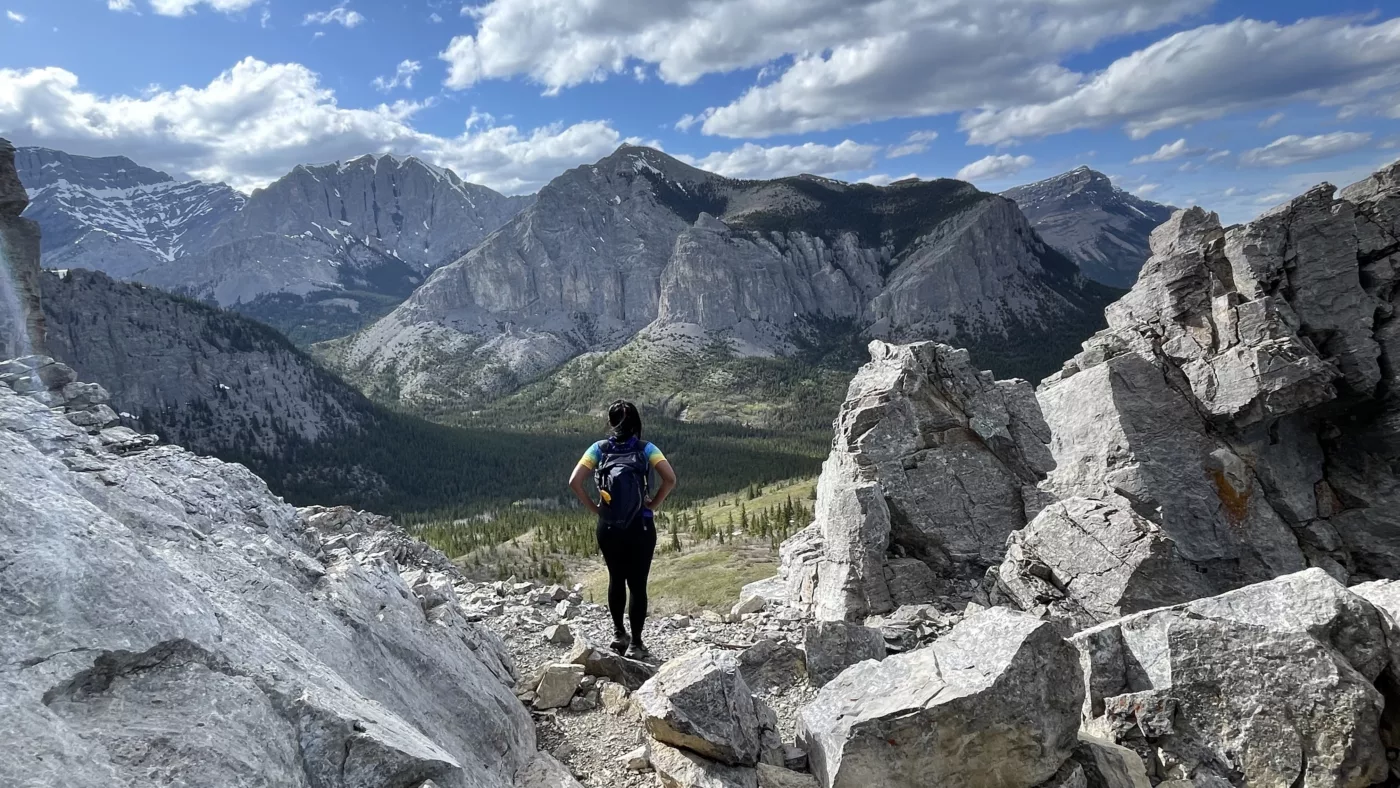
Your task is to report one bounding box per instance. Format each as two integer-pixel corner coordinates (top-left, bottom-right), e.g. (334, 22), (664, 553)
(596, 513), (657, 642)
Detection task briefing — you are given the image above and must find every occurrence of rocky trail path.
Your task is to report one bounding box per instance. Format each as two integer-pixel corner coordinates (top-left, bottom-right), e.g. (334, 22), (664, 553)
(464, 579), (819, 787)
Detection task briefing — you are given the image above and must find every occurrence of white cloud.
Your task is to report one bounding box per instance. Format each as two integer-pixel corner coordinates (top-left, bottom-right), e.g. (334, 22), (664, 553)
(429, 12), (442, 23)
(886, 130), (937, 159)
(304, 3), (362, 28)
(0, 58), (626, 194)
(6, 10), (25, 22)
(1134, 183), (1161, 197)
(1259, 112), (1284, 129)
(1130, 138), (1208, 164)
(1240, 132), (1373, 168)
(439, 0), (1210, 125)
(1256, 191), (1292, 204)
(681, 140), (880, 180)
(1207, 150), (1232, 163)
(107, 0), (135, 10)
(962, 17), (1400, 145)
(150, 0), (261, 15)
(372, 60), (421, 93)
(956, 154), (1033, 183)
(259, 6), (269, 26)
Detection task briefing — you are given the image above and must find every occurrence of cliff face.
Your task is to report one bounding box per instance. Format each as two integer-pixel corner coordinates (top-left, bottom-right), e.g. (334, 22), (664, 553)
(0, 138), (46, 359)
(134, 153), (533, 308)
(336, 145), (1113, 414)
(1004, 167), (1175, 288)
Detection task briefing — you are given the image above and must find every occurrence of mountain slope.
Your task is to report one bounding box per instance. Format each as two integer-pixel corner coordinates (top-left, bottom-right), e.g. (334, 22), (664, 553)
(331, 144), (1116, 422)
(17, 146), (245, 278)
(19, 147), (533, 344)
(1003, 166), (1175, 288)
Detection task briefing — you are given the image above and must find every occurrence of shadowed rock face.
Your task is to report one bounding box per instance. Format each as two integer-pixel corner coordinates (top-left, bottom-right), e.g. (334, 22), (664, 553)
(0, 137), (46, 358)
(0, 371), (537, 788)
(335, 144), (1113, 411)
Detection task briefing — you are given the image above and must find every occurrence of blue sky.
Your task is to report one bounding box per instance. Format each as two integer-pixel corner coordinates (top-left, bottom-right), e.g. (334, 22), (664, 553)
(1, 0), (1398, 222)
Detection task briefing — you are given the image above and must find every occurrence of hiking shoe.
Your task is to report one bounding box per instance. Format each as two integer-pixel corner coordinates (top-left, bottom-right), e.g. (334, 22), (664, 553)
(625, 643), (652, 661)
(610, 632), (631, 654)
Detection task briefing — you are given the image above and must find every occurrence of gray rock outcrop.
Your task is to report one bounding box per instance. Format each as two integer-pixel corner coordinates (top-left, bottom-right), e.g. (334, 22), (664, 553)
(798, 607), (1084, 788)
(0, 368), (540, 788)
(1072, 569), (1398, 786)
(778, 340), (1054, 621)
(989, 497), (1215, 636)
(1, 138), (46, 359)
(1004, 167), (1176, 288)
(1038, 159), (1400, 589)
(336, 144), (1112, 413)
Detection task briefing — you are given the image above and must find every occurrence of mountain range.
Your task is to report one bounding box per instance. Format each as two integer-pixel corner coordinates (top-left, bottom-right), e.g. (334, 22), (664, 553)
(14, 142), (1176, 433)
(326, 144), (1120, 426)
(1003, 166), (1175, 288)
(18, 147), (533, 342)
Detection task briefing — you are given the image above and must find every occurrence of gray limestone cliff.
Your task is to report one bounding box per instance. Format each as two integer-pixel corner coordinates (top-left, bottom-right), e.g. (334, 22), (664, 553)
(335, 145), (1113, 412)
(1004, 167), (1175, 288)
(0, 367), (540, 788)
(1, 138), (46, 359)
(136, 153), (532, 308)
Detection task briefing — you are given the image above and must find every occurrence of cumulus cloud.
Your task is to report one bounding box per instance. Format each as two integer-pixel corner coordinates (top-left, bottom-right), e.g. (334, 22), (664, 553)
(373, 60), (421, 93)
(150, 0), (261, 15)
(1131, 138), (1208, 164)
(0, 58), (626, 194)
(681, 140), (880, 180)
(429, 12), (442, 23)
(1240, 132), (1373, 168)
(956, 154), (1033, 183)
(440, 0), (1208, 123)
(6, 10), (24, 22)
(962, 16), (1400, 144)
(886, 130), (937, 158)
(304, 3), (362, 27)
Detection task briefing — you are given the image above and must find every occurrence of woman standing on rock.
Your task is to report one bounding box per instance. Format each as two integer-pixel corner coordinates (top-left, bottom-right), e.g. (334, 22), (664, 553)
(568, 400), (677, 660)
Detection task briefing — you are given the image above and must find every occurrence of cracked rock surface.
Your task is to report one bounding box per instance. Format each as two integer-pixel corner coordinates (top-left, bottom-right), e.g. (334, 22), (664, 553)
(0, 374), (539, 788)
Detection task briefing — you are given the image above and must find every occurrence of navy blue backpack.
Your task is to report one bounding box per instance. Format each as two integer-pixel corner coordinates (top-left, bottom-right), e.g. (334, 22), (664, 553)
(595, 438), (650, 527)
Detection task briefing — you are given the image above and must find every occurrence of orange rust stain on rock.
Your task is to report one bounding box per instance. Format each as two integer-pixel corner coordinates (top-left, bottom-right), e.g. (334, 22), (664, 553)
(1210, 468), (1251, 525)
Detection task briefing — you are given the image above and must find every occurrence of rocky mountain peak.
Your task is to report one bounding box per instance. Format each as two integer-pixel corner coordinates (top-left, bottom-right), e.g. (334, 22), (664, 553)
(1004, 166), (1175, 288)
(16, 146), (178, 192)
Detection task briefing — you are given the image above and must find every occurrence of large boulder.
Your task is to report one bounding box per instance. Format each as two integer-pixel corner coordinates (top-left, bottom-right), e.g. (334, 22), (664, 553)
(990, 497), (1216, 635)
(635, 648), (763, 766)
(798, 607), (1083, 788)
(779, 341), (1054, 621)
(568, 640), (657, 691)
(649, 740), (758, 788)
(1072, 569), (1396, 786)
(0, 378), (537, 788)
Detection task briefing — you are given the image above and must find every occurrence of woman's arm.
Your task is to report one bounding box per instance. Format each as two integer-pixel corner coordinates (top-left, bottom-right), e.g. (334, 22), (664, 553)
(568, 463), (600, 515)
(647, 460), (677, 512)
